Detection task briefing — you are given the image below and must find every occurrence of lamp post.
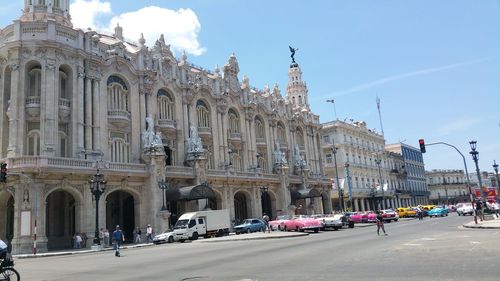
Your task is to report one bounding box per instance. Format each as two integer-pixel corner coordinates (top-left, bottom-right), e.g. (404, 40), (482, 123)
(493, 160), (500, 202)
(89, 168), (106, 246)
(374, 158), (385, 210)
(158, 179), (169, 211)
(344, 162), (353, 210)
(469, 141), (487, 201)
(331, 144), (344, 212)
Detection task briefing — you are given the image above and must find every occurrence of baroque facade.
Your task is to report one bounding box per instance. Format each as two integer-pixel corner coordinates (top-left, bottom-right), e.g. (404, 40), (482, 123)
(0, 1), (330, 254)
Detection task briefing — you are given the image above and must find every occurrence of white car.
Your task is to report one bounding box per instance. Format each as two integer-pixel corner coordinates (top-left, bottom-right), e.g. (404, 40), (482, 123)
(153, 230), (175, 244)
(456, 203), (474, 216)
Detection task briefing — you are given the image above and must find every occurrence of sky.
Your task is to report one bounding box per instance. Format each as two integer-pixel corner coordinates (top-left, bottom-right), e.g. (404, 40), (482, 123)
(1, 0), (499, 173)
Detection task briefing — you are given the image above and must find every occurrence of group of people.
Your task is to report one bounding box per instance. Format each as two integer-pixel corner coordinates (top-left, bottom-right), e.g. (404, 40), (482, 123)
(73, 232), (88, 249)
(476, 199), (500, 221)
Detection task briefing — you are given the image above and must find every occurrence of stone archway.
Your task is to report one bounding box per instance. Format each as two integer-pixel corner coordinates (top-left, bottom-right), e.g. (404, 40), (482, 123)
(261, 192), (273, 219)
(234, 191), (249, 223)
(0, 191), (14, 250)
(45, 190), (76, 250)
(106, 191), (135, 242)
(321, 193), (329, 214)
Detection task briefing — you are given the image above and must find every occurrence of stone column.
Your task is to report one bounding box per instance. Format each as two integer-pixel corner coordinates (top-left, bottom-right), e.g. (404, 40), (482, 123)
(7, 62), (20, 157)
(92, 79), (100, 151)
(84, 77), (92, 152)
(42, 59), (57, 156)
(74, 68), (85, 157)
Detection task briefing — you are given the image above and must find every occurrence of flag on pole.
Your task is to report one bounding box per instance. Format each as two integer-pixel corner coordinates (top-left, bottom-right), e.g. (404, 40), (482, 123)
(339, 179), (346, 190)
(383, 183), (388, 191)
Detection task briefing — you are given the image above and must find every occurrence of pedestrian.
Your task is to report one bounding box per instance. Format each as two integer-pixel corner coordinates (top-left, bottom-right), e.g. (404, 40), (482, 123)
(146, 224), (153, 243)
(134, 227), (142, 243)
(417, 207), (423, 221)
(476, 199), (485, 221)
(262, 213), (270, 233)
(74, 232), (82, 249)
(376, 211), (388, 236)
(491, 202), (500, 218)
(103, 228), (110, 248)
(113, 225), (124, 257)
(81, 232), (87, 248)
(0, 238), (8, 260)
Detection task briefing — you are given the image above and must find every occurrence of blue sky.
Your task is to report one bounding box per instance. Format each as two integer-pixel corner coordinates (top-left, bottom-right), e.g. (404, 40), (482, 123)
(1, 0), (499, 173)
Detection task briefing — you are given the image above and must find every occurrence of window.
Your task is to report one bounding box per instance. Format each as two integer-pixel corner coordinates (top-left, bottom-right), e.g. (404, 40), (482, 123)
(326, 154), (332, 164)
(228, 109), (240, 134)
(157, 89), (174, 120)
(28, 67), (42, 97)
(322, 135), (330, 144)
(109, 132), (130, 163)
(277, 123), (286, 144)
(197, 100), (210, 129)
(59, 71), (68, 99)
(255, 117), (265, 141)
(27, 131), (41, 156)
(296, 129), (304, 148)
(107, 76), (129, 114)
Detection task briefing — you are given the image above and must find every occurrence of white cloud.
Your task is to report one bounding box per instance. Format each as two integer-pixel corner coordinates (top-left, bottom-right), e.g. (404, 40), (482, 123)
(70, 0), (112, 30)
(70, 1), (205, 56)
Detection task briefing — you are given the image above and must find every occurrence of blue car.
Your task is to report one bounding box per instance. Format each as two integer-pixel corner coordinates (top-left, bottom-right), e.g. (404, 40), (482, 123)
(234, 219), (266, 234)
(428, 206), (449, 217)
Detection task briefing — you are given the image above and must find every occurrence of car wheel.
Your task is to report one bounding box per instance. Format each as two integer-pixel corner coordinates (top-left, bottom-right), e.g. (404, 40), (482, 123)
(191, 232), (199, 240)
(235, 231), (240, 235)
(314, 228), (319, 233)
(284, 226), (288, 232)
(394, 219), (398, 222)
(168, 236), (174, 243)
(458, 213), (461, 216)
(333, 226), (339, 231)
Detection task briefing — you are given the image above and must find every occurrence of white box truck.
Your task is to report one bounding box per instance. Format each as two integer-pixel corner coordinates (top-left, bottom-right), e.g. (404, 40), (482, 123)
(173, 209), (231, 242)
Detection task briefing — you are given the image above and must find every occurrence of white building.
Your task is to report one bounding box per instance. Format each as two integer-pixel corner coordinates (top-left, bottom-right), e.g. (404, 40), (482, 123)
(426, 169), (469, 204)
(0, 1), (330, 254)
(321, 120), (399, 211)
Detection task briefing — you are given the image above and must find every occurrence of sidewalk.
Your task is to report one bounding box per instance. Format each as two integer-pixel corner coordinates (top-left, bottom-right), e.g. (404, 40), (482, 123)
(462, 215), (500, 229)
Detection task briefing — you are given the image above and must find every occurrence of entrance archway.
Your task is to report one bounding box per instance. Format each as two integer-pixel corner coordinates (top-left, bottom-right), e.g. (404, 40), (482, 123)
(0, 192), (14, 250)
(261, 192), (272, 218)
(234, 192), (248, 223)
(321, 193), (329, 214)
(106, 191), (135, 242)
(46, 190), (76, 250)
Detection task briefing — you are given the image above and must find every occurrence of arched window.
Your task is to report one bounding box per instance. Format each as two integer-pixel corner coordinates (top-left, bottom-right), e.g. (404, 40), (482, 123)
(53, 0), (60, 8)
(28, 66), (42, 97)
(58, 131), (67, 157)
(228, 109), (240, 134)
(107, 75), (129, 114)
(157, 89), (174, 120)
(196, 100), (210, 129)
(231, 150), (242, 171)
(296, 128), (305, 148)
(277, 123), (286, 144)
(109, 132), (130, 163)
(27, 130), (41, 156)
(258, 156), (267, 172)
(255, 116), (265, 141)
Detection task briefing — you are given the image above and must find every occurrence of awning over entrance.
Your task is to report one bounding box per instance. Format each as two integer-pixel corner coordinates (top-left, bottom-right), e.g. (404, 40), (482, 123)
(166, 182), (216, 201)
(291, 188), (322, 200)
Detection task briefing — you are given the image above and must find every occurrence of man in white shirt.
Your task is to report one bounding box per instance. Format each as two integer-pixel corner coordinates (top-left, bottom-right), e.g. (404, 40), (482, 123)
(0, 239), (8, 259)
(146, 224), (153, 243)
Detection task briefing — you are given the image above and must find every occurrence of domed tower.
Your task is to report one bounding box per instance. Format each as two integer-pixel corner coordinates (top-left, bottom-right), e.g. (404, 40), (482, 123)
(20, 0), (73, 27)
(286, 47), (310, 111)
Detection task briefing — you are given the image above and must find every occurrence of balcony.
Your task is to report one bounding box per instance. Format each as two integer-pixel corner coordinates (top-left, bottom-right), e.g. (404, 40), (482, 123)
(158, 119), (176, 133)
(25, 96), (41, 121)
(256, 137), (266, 147)
(58, 98), (71, 123)
(108, 109), (131, 128)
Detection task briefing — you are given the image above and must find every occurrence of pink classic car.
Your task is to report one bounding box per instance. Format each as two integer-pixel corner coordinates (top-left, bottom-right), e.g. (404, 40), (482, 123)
(347, 212), (377, 223)
(269, 215), (321, 232)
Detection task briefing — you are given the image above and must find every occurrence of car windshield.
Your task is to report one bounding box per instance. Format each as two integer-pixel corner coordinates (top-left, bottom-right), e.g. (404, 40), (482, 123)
(242, 219), (253, 224)
(174, 219), (189, 229)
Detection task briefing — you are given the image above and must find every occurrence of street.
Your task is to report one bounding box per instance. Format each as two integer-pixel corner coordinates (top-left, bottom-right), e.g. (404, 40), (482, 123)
(15, 215), (500, 281)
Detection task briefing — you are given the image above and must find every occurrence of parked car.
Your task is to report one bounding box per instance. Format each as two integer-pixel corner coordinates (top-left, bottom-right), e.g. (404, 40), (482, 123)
(456, 203), (474, 216)
(362, 212), (377, 223)
(153, 230), (175, 244)
(381, 209), (399, 222)
(234, 219), (266, 234)
(428, 206), (449, 217)
(280, 216), (321, 232)
(347, 212), (364, 223)
(405, 207), (417, 217)
(269, 215), (291, 231)
(315, 214), (353, 230)
(395, 208), (408, 218)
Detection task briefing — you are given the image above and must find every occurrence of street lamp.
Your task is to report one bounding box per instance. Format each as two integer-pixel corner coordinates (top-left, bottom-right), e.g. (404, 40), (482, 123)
(469, 141), (486, 200)
(158, 179), (169, 211)
(374, 158), (385, 210)
(331, 144), (344, 212)
(493, 160), (499, 201)
(89, 168), (106, 246)
(344, 162), (353, 210)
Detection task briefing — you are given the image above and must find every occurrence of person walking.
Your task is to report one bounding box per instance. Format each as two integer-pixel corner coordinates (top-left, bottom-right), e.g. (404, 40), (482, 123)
(262, 213), (270, 233)
(476, 199), (485, 221)
(146, 224), (153, 243)
(491, 202), (500, 218)
(74, 232), (82, 249)
(376, 211), (388, 236)
(103, 228), (110, 248)
(113, 225), (124, 257)
(134, 227), (142, 243)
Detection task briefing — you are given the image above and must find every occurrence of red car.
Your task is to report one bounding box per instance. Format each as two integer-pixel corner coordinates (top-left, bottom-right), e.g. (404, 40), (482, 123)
(271, 215), (321, 232)
(381, 209), (399, 222)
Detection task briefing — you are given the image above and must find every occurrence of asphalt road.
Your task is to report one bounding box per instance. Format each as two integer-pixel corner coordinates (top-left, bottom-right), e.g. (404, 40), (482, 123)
(15, 215), (500, 281)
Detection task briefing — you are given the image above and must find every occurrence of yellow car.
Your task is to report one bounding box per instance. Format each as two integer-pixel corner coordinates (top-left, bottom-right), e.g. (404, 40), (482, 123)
(396, 208), (408, 218)
(405, 207), (417, 217)
(420, 205), (436, 211)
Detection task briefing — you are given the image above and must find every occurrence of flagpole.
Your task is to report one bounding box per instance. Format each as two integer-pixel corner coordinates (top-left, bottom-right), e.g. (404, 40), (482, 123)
(326, 99), (338, 120)
(376, 96), (384, 137)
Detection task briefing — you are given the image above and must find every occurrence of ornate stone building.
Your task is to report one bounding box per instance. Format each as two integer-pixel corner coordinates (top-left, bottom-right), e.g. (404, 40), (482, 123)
(0, 1), (330, 254)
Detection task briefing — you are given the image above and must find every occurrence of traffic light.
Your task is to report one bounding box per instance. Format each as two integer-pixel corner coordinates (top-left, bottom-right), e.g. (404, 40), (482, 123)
(418, 139), (426, 154)
(0, 163), (7, 182)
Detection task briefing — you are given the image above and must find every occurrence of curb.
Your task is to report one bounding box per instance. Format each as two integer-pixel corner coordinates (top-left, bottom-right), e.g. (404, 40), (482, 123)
(462, 224), (500, 229)
(14, 243), (156, 259)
